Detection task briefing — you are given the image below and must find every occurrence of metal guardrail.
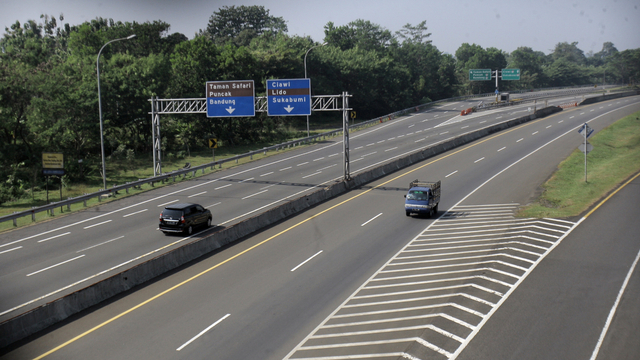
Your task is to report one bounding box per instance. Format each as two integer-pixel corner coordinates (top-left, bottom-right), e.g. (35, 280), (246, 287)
(0, 85), (620, 227)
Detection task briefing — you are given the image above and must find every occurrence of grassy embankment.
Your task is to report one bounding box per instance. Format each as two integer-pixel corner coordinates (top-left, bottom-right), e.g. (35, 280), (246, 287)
(518, 110), (640, 218)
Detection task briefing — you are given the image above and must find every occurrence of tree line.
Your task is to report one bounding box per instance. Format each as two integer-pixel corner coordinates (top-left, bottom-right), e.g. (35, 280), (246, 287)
(1, 5), (639, 204)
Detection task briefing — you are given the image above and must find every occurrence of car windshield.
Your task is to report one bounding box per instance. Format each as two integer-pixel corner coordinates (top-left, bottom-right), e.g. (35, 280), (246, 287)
(407, 190), (428, 201)
(162, 209), (183, 218)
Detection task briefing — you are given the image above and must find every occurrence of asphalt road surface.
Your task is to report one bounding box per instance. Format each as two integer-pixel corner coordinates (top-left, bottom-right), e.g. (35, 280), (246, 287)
(0, 89), (609, 322)
(1, 95), (638, 359)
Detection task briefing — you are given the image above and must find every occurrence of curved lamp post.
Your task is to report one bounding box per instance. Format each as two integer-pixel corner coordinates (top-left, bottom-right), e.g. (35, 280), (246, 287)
(97, 34), (136, 190)
(304, 42), (327, 137)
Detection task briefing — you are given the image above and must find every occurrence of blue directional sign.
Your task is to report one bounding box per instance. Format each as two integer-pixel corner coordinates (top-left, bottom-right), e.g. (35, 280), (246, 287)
(267, 79), (311, 116)
(206, 80), (255, 118)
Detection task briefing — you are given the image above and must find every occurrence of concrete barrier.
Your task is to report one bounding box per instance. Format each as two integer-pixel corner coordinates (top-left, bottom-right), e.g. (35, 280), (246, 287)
(0, 105), (564, 349)
(579, 90), (639, 105)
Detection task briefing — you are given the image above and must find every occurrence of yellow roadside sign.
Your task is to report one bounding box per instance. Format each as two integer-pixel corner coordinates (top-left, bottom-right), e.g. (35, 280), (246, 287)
(208, 138), (218, 149)
(42, 153), (64, 169)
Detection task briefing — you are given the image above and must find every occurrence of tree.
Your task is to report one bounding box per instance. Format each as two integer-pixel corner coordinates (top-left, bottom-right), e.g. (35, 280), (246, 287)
(313, 45), (410, 119)
(544, 58), (589, 86)
(607, 49), (640, 84)
(551, 41), (586, 65)
(455, 43), (507, 93)
(509, 46), (547, 88)
(395, 21), (431, 44)
(204, 5), (287, 47)
(323, 20), (394, 53)
(0, 15), (74, 202)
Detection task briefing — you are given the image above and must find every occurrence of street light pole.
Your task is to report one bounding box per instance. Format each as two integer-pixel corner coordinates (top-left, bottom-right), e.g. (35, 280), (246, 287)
(304, 42), (327, 137)
(97, 34), (136, 190)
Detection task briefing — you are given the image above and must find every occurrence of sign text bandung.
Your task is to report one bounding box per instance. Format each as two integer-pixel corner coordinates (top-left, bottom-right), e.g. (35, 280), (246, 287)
(267, 79), (311, 116)
(206, 80), (255, 118)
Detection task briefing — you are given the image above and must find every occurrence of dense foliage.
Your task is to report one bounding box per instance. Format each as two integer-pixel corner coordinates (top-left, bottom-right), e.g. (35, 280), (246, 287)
(1, 7), (639, 204)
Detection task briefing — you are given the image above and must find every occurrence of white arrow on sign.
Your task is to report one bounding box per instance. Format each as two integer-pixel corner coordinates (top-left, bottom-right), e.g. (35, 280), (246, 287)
(284, 105), (294, 113)
(225, 107), (235, 114)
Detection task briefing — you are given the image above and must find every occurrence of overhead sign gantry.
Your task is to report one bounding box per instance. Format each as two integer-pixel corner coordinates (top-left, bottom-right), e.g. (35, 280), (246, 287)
(150, 83), (351, 180)
(469, 68), (520, 91)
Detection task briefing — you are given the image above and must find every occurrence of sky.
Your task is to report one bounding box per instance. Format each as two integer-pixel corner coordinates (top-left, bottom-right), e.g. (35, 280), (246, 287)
(2, 0), (639, 56)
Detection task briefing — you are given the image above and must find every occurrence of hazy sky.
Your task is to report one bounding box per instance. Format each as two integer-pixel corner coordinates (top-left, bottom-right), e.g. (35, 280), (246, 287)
(2, 0), (639, 55)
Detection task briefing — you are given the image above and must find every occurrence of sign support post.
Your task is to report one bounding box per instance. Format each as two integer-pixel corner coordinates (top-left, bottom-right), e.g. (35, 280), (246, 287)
(578, 123), (594, 182)
(343, 91), (351, 180)
(584, 124), (588, 182)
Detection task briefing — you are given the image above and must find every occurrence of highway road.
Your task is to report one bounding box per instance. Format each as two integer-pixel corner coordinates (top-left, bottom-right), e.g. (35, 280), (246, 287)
(0, 88), (607, 322)
(2, 95), (638, 359)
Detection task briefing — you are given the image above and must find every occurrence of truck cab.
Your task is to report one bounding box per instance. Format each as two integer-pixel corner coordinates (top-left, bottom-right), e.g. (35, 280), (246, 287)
(404, 180), (441, 217)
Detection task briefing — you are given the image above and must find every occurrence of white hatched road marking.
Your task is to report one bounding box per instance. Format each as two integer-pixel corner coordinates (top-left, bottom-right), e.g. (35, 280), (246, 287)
(284, 204), (578, 360)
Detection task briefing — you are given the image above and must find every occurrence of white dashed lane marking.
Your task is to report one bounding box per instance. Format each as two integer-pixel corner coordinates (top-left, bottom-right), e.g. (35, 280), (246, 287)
(284, 204), (577, 360)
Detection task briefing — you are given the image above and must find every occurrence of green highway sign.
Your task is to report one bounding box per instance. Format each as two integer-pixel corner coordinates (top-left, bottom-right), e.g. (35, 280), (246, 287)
(502, 68), (521, 80)
(469, 69), (492, 81)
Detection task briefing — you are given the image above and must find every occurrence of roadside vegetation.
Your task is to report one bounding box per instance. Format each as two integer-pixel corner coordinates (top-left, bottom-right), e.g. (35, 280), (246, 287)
(518, 110), (640, 218)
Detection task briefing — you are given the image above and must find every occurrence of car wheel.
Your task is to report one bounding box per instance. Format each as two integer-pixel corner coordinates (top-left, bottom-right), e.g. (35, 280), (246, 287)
(207, 218), (212, 228)
(428, 208), (434, 218)
(186, 225), (193, 235)
(406, 211), (411, 217)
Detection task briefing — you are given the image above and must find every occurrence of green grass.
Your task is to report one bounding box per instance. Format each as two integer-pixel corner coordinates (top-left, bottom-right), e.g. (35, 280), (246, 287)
(517, 110), (640, 218)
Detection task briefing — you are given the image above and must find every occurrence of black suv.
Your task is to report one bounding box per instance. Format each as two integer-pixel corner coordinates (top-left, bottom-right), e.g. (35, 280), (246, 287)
(159, 203), (212, 235)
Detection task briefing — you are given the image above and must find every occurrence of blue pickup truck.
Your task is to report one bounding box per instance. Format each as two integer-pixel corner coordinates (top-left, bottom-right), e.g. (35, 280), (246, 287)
(404, 180), (441, 217)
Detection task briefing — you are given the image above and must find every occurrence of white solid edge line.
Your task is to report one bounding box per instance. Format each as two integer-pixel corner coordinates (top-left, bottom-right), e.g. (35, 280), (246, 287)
(177, 314), (230, 351)
(291, 251), (323, 272)
(589, 248), (640, 360)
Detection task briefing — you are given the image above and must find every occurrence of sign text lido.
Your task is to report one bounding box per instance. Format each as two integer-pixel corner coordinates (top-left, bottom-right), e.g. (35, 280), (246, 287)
(266, 79), (311, 116)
